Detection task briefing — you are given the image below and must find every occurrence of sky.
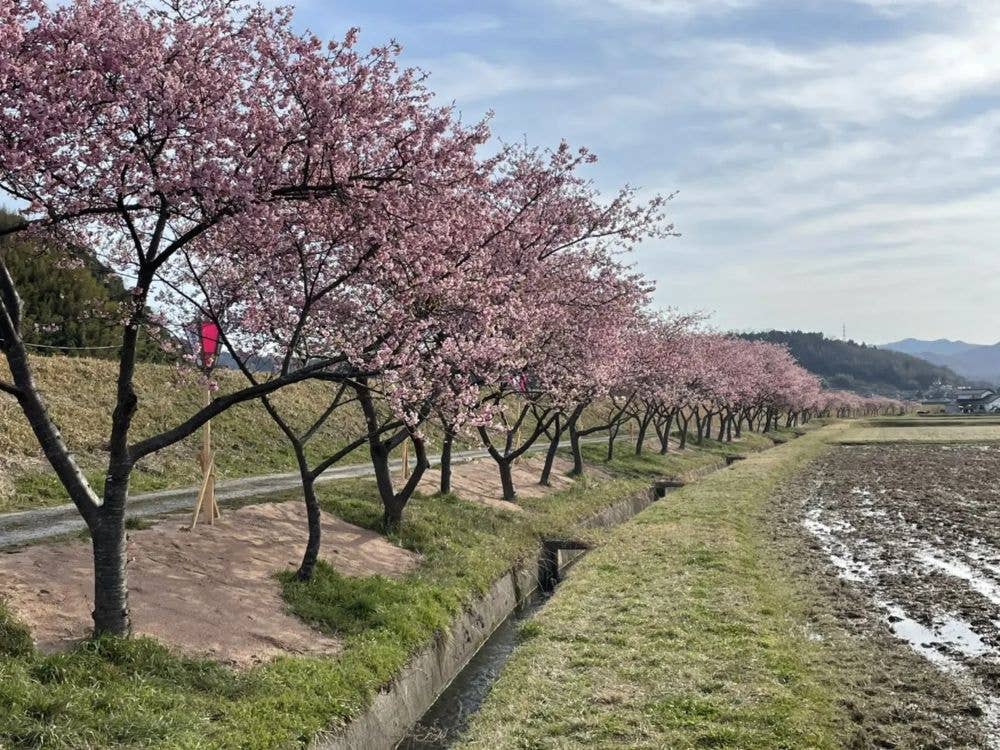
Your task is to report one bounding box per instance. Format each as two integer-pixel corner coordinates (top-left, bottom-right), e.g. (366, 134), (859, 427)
(277, 0), (1000, 345)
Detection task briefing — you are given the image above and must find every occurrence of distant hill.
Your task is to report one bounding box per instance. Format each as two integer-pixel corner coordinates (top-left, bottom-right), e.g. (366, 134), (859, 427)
(882, 338), (1000, 384)
(740, 331), (965, 397)
(882, 338), (982, 358)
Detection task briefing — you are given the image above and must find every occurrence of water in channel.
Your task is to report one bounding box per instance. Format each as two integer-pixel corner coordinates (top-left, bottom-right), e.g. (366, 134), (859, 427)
(396, 586), (552, 749)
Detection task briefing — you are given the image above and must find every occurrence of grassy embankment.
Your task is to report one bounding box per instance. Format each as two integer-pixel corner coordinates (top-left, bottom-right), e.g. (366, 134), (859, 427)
(0, 425), (770, 749)
(0, 356), (369, 512)
(0, 355), (615, 514)
(456, 422), (897, 749)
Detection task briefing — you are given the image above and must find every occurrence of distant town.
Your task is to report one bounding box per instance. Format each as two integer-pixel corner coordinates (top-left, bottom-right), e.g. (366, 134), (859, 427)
(920, 385), (1000, 414)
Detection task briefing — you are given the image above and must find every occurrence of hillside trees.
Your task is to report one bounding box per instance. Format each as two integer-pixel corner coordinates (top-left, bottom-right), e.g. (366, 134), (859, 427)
(741, 330), (963, 395)
(0, 210), (171, 360)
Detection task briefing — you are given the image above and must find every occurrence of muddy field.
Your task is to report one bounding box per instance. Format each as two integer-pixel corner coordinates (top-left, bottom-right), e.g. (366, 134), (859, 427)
(797, 442), (1000, 747)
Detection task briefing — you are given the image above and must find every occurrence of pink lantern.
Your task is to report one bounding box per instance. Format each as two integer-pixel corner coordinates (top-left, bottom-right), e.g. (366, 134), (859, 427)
(199, 320), (220, 370)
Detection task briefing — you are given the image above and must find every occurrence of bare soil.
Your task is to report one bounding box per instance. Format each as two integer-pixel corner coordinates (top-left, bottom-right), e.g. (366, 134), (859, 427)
(418, 454), (609, 512)
(0, 453), (595, 668)
(1, 500), (420, 667)
(778, 443), (1000, 748)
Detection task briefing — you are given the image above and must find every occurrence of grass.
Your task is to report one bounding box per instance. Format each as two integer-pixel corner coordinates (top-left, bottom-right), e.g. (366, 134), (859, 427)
(0, 355), (377, 513)
(837, 416), (1000, 444)
(0, 432), (767, 749)
(456, 423), (862, 750)
(0, 354), (615, 514)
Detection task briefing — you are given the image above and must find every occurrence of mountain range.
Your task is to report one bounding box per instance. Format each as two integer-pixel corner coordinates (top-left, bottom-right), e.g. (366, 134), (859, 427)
(740, 331), (963, 398)
(881, 338), (1000, 384)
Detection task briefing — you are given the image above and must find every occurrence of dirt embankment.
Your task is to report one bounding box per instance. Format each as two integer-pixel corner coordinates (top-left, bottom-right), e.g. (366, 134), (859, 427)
(0, 452), (602, 668)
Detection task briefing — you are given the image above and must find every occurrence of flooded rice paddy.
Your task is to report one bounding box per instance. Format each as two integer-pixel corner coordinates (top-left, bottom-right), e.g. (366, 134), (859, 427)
(802, 443), (1000, 744)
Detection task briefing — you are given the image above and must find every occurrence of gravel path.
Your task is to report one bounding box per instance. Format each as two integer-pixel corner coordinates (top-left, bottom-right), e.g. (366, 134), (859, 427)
(0, 437), (614, 548)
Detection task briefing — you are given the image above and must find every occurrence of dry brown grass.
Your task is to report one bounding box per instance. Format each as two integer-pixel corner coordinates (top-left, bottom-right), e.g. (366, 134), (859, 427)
(837, 423), (1000, 444)
(0, 354), (614, 512)
(0, 355), (371, 511)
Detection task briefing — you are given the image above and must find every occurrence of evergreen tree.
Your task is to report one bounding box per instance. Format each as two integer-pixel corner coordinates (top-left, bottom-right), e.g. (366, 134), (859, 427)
(0, 209), (170, 361)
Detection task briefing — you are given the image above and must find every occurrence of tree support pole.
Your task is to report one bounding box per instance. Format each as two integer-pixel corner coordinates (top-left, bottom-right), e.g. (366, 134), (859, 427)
(190, 386), (219, 529)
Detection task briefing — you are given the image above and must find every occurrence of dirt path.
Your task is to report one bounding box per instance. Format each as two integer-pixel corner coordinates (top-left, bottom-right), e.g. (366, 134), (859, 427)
(776, 443), (999, 748)
(0, 437), (618, 549)
(1, 447), (613, 668)
(417, 454), (611, 512)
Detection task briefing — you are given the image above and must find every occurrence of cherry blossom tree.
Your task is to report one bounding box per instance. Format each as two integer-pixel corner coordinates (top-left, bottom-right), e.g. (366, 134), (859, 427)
(420, 143), (670, 501)
(167, 100), (496, 567)
(0, 0), (480, 633)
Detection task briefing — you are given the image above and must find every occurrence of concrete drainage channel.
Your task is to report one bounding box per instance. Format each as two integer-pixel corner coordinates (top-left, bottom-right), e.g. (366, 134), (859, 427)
(315, 450), (777, 750)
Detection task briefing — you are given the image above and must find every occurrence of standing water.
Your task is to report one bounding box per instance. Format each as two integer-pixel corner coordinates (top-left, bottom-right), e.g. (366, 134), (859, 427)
(396, 590), (550, 749)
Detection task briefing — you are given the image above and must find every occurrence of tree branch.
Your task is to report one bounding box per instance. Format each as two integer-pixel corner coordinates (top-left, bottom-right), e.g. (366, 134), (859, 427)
(0, 380), (21, 398)
(129, 357), (342, 460)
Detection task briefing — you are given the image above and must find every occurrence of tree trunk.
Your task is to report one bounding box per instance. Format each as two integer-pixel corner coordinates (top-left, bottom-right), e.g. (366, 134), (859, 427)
(382, 502), (404, 533)
(439, 428), (454, 494)
(567, 404), (586, 477)
(657, 412), (674, 454)
(678, 415), (689, 449)
(498, 458), (516, 502)
(569, 420), (584, 476)
(635, 415), (649, 455)
(295, 450), (321, 581)
(607, 424), (619, 461)
(356, 382), (403, 530)
(369, 443), (394, 509)
(539, 414), (561, 486)
(704, 412), (713, 441)
(91, 512), (130, 636)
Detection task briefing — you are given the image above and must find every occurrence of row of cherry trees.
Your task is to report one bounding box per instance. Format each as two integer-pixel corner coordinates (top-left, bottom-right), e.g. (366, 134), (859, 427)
(0, 0), (906, 636)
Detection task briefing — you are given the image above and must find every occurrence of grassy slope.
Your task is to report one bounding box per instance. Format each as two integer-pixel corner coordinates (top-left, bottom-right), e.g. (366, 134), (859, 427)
(0, 432), (768, 749)
(457, 423), (861, 750)
(0, 356), (372, 512)
(0, 355), (611, 513)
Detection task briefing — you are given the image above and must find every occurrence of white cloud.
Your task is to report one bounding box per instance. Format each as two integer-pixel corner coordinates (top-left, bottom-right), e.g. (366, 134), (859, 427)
(552, 0), (756, 20)
(327, 0), (1000, 341)
(414, 52), (597, 105)
(419, 14), (504, 35)
(662, 20), (1000, 125)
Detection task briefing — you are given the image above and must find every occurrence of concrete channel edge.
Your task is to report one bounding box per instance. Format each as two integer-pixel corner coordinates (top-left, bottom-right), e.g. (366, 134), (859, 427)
(311, 454), (741, 750)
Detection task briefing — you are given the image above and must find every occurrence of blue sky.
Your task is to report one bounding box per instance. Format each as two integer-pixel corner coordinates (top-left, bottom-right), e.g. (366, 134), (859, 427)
(277, 0), (1000, 345)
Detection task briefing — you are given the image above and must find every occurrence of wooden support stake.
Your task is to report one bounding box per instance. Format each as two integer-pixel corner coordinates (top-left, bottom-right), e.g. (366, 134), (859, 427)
(402, 440), (410, 479)
(190, 386), (220, 529)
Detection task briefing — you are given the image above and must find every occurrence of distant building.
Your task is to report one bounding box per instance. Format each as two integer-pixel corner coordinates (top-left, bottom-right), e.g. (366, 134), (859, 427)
(920, 388), (1000, 414)
(955, 388), (1000, 413)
